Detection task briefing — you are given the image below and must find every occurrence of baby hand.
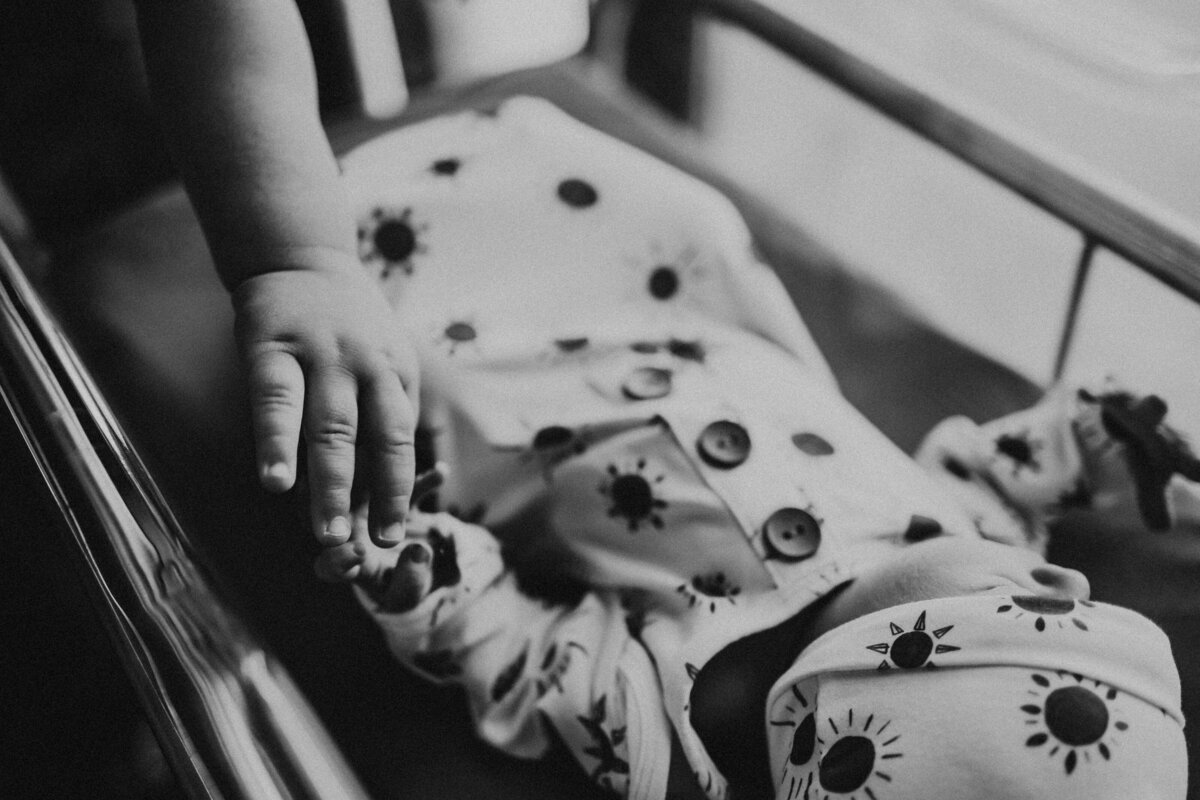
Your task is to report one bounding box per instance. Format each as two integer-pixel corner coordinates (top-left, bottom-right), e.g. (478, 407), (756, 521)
(232, 261), (419, 548)
(314, 506), (440, 612)
(315, 465), (447, 611)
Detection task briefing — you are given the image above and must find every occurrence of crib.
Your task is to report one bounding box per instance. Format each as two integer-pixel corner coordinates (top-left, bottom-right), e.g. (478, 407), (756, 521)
(1, 1), (1198, 798)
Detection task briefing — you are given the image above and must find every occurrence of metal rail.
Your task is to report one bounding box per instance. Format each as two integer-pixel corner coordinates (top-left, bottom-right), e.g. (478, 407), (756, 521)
(0, 233), (370, 799)
(687, 0), (1200, 305)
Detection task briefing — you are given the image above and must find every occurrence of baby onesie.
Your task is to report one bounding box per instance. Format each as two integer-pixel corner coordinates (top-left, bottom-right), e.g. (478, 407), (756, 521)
(341, 97), (1177, 799)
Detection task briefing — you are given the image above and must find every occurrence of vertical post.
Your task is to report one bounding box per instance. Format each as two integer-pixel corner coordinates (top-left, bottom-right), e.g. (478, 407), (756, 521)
(1053, 236), (1097, 381)
(333, 0), (409, 118)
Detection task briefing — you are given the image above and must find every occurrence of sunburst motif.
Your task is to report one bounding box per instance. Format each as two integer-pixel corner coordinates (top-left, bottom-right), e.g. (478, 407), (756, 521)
(357, 206), (428, 277)
(598, 459), (667, 532)
(773, 690), (904, 800)
(866, 610), (960, 670)
(997, 596), (1095, 632)
(676, 571), (741, 612)
(1022, 671), (1129, 774)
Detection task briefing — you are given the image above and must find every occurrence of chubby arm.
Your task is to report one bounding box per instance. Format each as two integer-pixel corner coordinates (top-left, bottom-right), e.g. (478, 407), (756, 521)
(132, 0), (418, 548)
(133, 0), (344, 278)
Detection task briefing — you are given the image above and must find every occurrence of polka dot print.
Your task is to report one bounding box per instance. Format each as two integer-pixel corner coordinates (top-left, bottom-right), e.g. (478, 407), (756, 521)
(432, 158), (461, 176)
(558, 178), (598, 208)
(647, 265), (679, 300)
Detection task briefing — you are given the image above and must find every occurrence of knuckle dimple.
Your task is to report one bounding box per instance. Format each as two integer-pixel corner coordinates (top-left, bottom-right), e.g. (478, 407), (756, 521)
(256, 387), (301, 413)
(308, 418), (358, 449)
(373, 430), (416, 458)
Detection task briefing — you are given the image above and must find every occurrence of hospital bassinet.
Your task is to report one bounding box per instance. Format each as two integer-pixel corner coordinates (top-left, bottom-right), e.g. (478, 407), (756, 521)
(1, 1), (1198, 798)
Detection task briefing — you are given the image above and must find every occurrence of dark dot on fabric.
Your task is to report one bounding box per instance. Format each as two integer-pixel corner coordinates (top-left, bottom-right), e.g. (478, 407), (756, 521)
(791, 432), (835, 456)
(1012, 596), (1076, 615)
(1025, 732), (1049, 747)
(611, 474), (655, 519)
(490, 647), (529, 702)
(432, 157), (461, 176)
(943, 457), (971, 480)
(903, 515), (944, 542)
(444, 322), (477, 342)
(818, 736), (876, 793)
(557, 178), (598, 208)
(890, 630), (934, 669)
(532, 425), (574, 450)
(555, 337), (589, 353)
(374, 218), (417, 262)
(1044, 686), (1109, 746)
(789, 713), (817, 765)
(667, 338), (706, 363)
(648, 265), (680, 300)
(996, 433), (1034, 464)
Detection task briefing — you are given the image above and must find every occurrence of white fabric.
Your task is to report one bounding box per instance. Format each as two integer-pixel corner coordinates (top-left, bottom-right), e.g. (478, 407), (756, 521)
(768, 594), (1186, 799)
(341, 97), (1188, 799)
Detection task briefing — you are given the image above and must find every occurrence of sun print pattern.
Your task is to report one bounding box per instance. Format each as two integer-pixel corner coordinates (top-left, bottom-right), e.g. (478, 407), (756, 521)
(866, 610), (960, 670)
(775, 686), (904, 800)
(997, 596), (1095, 632)
(1022, 671), (1129, 775)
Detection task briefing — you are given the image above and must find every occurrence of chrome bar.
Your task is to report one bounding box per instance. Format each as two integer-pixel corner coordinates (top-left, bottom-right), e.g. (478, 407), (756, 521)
(0, 234), (370, 800)
(330, 0), (409, 118)
(1053, 236), (1097, 380)
(686, 0), (1200, 304)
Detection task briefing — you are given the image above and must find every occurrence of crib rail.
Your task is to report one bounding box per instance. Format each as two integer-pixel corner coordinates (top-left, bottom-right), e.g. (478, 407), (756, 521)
(0, 236), (369, 798)
(616, 0), (1200, 376)
(685, 0), (1200, 297)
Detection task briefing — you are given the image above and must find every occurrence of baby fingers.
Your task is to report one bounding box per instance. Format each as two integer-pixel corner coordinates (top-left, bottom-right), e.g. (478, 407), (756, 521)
(314, 540), (366, 582)
(305, 365), (359, 545)
(360, 371), (417, 546)
(378, 541), (434, 612)
(247, 349), (305, 493)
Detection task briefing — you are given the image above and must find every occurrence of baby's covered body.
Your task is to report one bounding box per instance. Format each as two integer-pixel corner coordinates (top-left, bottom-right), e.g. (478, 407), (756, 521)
(340, 98), (1189, 799)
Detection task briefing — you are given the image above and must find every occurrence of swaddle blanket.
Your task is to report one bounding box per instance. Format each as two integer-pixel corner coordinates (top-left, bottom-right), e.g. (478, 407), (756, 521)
(769, 594), (1186, 799)
(342, 97), (1192, 799)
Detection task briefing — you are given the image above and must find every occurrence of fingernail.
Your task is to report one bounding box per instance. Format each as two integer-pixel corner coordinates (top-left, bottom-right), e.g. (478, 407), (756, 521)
(400, 543), (431, 564)
(378, 521), (405, 546)
(322, 516), (351, 544)
(260, 462), (292, 488)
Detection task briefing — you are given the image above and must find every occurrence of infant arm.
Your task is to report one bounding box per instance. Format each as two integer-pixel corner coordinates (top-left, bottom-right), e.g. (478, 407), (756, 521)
(133, 0), (419, 548)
